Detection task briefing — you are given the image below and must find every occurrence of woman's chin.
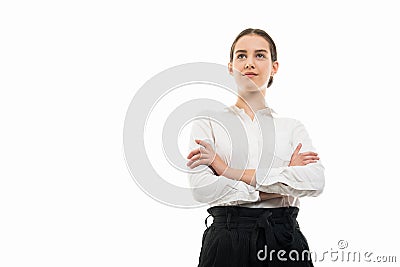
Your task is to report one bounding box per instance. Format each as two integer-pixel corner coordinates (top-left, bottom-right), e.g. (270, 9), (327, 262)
(238, 88), (265, 96)
(238, 83), (265, 93)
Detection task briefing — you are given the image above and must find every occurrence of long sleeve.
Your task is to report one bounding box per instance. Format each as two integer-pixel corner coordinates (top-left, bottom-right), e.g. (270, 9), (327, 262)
(187, 117), (259, 204)
(255, 119), (325, 197)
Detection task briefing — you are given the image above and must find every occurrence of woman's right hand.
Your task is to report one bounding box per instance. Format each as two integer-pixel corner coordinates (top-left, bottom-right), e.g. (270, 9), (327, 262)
(289, 143), (320, 166)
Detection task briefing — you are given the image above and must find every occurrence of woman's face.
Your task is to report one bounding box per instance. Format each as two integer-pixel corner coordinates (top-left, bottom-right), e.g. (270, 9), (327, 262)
(228, 34), (279, 91)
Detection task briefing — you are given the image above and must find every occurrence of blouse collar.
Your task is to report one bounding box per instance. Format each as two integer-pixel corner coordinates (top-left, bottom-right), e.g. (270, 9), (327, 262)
(227, 104), (277, 117)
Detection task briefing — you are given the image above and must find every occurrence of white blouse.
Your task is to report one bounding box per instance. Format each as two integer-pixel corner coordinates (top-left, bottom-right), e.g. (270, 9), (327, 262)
(187, 105), (325, 208)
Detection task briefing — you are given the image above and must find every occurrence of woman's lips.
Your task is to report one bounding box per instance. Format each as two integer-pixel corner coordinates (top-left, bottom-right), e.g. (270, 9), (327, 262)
(243, 73), (258, 78)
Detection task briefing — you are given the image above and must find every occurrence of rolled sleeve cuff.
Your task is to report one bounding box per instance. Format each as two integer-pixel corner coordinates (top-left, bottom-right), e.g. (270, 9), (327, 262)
(256, 167), (286, 187)
(255, 165), (325, 197)
(208, 182), (260, 206)
(234, 181), (260, 203)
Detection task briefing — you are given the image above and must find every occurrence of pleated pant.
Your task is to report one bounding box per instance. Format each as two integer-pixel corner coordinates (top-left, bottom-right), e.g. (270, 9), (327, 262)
(197, 206), (314, 267)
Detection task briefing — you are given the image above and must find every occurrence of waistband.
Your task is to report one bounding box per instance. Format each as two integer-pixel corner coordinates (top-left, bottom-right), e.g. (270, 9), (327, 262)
(206, 206), (298, 228)
(208, 206), (298, 219)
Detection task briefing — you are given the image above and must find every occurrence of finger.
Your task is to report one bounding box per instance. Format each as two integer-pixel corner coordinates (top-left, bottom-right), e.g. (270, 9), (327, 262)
(187, 152), (211, 164)
(190, 154), (202, 161)
(186, 154), (202, 166)
(189, 159), (208, 169)
(303, 160), (318, 165)
(187, 160), (201, 169)
(187, 160), (199, 168)
(293, 143), (302, 155)
(195, 139), (210, 149)
(301, 155), (320, 161)
(300, 151), (318, 156)
(187, 146), (208, 159)
(187, 148), (201, 159)
(186, 161), (193, 167)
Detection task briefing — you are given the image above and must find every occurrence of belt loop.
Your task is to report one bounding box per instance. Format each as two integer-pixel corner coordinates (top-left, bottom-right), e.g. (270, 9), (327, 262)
(226, 212), (232, 231)
(284, 207), (295, 229)
(205, 214), (212, 229)
(284, 206), (290, 216)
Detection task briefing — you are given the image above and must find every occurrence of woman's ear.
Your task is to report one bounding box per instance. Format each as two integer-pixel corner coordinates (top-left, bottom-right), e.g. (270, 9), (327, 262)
(271, 61), (279, 76)
(228, 62), (233, 75)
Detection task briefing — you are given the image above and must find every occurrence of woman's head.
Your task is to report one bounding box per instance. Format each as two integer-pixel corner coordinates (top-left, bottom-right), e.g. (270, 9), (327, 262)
(228, 28), (279, 90)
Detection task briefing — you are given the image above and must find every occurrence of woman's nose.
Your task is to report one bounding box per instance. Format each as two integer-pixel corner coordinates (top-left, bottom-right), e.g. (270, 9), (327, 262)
(245, 62), (255, 69)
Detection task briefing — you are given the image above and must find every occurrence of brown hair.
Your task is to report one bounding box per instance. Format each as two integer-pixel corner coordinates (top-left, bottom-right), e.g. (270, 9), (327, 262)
(230, 28), (277, 88)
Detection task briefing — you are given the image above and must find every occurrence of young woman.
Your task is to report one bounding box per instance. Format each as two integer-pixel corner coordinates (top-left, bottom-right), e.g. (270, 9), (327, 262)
(187, 28), (325, 267)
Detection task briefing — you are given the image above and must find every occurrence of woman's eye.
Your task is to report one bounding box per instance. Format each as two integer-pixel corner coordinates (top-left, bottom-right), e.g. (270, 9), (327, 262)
(237, 54), (246, 59)
(256, 53), (266, 58)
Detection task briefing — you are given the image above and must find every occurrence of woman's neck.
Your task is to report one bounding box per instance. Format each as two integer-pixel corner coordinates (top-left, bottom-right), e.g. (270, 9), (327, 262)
(235, 89), (267, 119)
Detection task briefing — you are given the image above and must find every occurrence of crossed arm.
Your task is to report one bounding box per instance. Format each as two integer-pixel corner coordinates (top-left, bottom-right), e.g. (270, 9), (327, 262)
(187, 139), (320, 201)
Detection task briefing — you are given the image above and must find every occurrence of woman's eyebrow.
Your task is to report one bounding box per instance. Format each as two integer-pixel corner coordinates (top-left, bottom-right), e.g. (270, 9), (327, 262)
(255, 49), (268, 53)
(235, 50), (247, 54)
(235, 49), (269, 54)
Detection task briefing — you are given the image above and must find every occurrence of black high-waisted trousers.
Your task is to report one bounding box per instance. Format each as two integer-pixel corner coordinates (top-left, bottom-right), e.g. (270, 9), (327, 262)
(197, 206), (314, 267)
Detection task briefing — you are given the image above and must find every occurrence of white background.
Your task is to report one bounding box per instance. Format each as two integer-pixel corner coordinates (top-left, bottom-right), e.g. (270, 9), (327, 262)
(1, 0), (399, 266)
